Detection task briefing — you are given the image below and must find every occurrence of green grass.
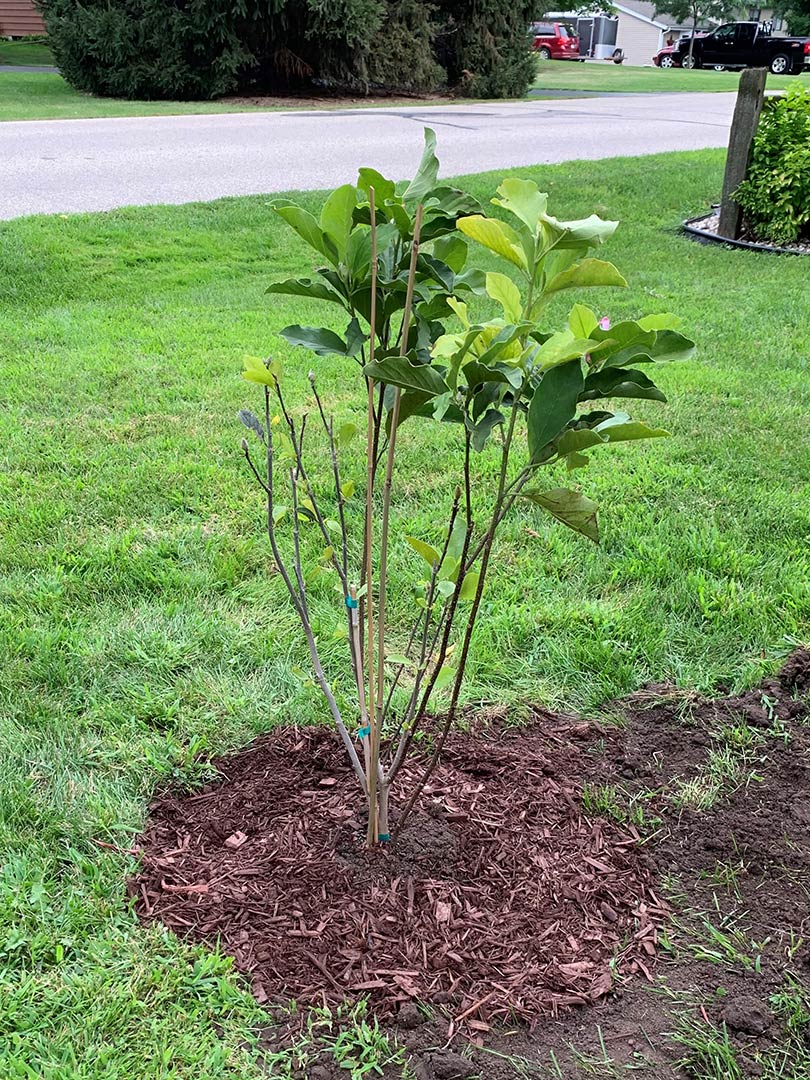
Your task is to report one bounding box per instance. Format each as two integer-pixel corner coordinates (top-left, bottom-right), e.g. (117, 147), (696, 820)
(533, 58), (808, 94)
(1, 150), (809, 1076)
(0, 72), (268, 122)
(0, 39), (53, 67)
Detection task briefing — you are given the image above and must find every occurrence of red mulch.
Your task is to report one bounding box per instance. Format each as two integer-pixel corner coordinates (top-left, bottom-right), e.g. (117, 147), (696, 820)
(132, 717), (667, 1027)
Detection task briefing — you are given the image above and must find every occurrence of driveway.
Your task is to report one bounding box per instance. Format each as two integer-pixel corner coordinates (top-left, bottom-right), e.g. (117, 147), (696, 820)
(1, 93), (735, 219)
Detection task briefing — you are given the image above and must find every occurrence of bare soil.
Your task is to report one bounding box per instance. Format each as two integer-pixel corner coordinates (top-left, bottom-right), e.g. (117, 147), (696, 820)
(132, 649), (810, 1078)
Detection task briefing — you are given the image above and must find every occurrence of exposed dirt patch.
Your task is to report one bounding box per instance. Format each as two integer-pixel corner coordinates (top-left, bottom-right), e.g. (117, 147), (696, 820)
(220, 92), (455, 112)
(132, 648), (810, 1078)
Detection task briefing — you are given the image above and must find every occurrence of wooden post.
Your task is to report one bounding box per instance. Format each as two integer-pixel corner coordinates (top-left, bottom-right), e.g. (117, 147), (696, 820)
(718, 68), (767, 240)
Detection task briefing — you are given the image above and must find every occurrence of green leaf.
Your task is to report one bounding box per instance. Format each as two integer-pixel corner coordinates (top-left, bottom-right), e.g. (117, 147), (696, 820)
(433, 666), (456, 691)
(406, 536), (441, 567)
(456, 215), (528, 271)
(532, 330), (598, 371)
(485, 272), (522, 322)
(357, 167), (396, 205)
(436, 579), (456, 598)
(242, 354), (280, 386)
(364, 355), (449, 397)
(340, 480), (355, 499)
(446, 517), (467, 563)
(432, 235), (468, 273)
(491, 177), (548, 231)
(637, 312), (682, 331)
(555, 428), (608, 455)
(528, 360), (585, 463)
(273, 203), (338, 265)
(266, 276), (345, 305)
(568, 303), (598, 339)
(385, 653), (414, 667)
(461, 361), (513, 389)
(338, 422), (358, 448)
(594, 416), (670, 442)
(459, 570), (480, 601)
(280, 325), (349, 357)
(580, 367), (667, 403)
(403, 128), (440, 205)
(544, 258), (627, 296)
(470, 408), (504, 452)
(648, 330), (696, 362)
(543, 213), (619, 248)
(319, 184), (356, 259)
(523, 488), (599, 543)
(272, 505), (288, 525)
(344, 317), (365, 358)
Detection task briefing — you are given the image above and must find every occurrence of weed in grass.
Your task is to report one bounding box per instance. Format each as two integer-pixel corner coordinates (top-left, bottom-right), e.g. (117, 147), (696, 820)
(581, 783), (661, 833)
(671, 1015), (744, 1080)
(671, 721), (766, 809)
(262, 1001), (407, 1079)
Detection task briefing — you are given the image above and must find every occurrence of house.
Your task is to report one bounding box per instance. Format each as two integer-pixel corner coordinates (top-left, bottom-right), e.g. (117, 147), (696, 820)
(0, 0), (45, 38)
(613, 2), (712, 66)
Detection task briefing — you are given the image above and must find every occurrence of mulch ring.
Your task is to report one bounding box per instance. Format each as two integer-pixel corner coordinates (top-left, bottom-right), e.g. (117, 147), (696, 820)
(132, 719), (667, 1028)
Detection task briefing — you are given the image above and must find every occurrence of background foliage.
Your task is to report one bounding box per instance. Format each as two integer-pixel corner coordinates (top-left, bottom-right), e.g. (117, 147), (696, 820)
(38, 0), (535, 100)
(735, 85), (810, 244)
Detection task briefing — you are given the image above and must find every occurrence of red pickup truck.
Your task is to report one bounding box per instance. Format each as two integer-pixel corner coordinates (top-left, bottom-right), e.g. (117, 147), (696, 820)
(531, 22), (581, 62)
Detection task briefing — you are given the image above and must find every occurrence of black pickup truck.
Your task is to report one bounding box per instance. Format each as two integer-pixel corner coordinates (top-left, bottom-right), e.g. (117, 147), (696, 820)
(674, 21), (810, 74)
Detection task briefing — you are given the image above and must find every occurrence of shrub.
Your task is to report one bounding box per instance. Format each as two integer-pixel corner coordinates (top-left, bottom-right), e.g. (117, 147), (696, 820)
(238, 130), (693, 844)
(735, 85), (810, 246)
(39, 0), (534, 101)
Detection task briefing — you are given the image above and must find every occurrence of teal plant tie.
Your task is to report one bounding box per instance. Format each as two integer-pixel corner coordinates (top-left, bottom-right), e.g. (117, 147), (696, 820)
(357, 724), (371, 739)
(345, 595), (358, 609)
(378, 833), (391, 843)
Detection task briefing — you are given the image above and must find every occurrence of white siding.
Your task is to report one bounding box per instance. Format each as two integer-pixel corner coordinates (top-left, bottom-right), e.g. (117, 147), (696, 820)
(615, 17), (662, 66)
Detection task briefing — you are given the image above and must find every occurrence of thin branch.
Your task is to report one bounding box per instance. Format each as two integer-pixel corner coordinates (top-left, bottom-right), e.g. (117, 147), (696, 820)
(365, 185), (380, 845)
(376, 203), (424, 723)
(399, 397), (522, 828)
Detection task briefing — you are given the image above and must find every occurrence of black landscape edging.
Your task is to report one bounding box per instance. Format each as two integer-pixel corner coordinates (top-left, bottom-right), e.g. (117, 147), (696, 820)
(682, 211), (809, 256)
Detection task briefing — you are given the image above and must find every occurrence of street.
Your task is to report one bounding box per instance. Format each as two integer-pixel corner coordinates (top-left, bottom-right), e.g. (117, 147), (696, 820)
(1, 93), (735, 219)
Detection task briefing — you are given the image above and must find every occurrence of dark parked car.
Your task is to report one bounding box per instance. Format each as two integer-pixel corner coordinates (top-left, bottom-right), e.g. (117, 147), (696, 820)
(531, 22), (582, 62)
(673, 21), (810, 74)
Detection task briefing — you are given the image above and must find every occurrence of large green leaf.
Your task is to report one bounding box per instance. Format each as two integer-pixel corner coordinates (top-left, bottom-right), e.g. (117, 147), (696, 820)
(594, 415), (670, 442)
(485, 272), (523, 322)
(532, 330), (599, 371)
(637, 312), (682, 331)
(470, 408), (504, 452)
(543, 213), (619, 249)
(527, 359), (584, 462)
(320, 184), (356, 259)
(280, 325), (349, 357)
(406, 535), (441, 567)
(456, 215), (528, 271)
(432, 235), (468, 273)
(273, 203), (338, 265)
(523, 488), (599, 543)
(403, 128), (440, 205)
(491, 177), (548, 232)
(568, 303), (598, 338)
(364, 355), (449, 396)
(555, 427), (608, 455)
(580, 367), (667, 403)
(357, 167), (396, 205)
(544, 258), (627, 296)
(265, 276), (346, 305)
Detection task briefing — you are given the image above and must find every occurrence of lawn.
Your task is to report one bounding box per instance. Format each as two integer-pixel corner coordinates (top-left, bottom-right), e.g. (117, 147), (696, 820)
(533, 57), (808, 93)
(0, 38), (53, 67)
(1, 150), (808, 1077)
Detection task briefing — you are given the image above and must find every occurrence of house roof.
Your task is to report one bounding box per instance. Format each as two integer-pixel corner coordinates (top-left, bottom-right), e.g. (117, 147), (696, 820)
(614, 1), (714, 31)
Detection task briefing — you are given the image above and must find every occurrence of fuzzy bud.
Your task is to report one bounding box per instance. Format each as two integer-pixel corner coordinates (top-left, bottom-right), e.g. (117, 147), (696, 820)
(240, 437), (249, 453)
(308, 370), (316, 384)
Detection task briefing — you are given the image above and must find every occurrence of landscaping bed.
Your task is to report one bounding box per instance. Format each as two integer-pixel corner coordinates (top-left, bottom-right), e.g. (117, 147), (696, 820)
(133, 649), (810, 1078)
(683, 211), (810, 255)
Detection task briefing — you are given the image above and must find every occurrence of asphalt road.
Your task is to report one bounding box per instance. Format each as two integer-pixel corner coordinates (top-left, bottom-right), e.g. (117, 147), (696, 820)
(1, 93), (735, 219)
